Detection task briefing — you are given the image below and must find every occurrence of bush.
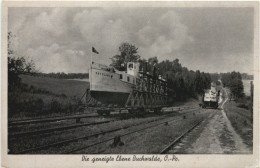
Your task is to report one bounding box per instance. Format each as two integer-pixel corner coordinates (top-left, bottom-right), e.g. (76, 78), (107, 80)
(63, 102), (76, 114)
(8, 92), (46, 118)
(34, 98), (44, 111)
(50, 99), (62, 113)
(8, 80), (81, 118)
(8, 93), (20, 117)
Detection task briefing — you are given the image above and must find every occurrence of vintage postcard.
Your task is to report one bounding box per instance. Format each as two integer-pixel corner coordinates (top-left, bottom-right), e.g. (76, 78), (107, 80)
(1, 1), (259, 168)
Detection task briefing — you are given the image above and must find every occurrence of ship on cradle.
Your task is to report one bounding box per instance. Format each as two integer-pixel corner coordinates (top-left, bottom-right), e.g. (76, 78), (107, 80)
(87, 61), (168, 114)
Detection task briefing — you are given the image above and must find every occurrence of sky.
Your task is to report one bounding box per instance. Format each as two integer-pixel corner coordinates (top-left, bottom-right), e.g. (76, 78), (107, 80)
(8, 7), (254, 74)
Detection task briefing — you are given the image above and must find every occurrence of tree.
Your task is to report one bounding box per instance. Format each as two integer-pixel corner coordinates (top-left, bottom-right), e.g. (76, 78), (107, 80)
(138, 58), (147, 72)
(250, 81), (253, 101)
(231, 71), (242, 80)
(110, 42), (140, 70)
(229, 78), (244, 100)
(8, 32), (15, 55)
(156, 58), (211, 102)
(148, 57), (158, 65)
(221, 71), (244, 100)
(8, 32), (36, 90)
(210, 73), (220, 83)
(157, 59), (171, 78)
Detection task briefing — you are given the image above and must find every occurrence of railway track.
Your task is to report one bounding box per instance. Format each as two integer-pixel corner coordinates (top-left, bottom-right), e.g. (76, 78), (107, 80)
(9, 106), (198, 127)
(9, 107), (200, 138)
(159, 112), (216, 154)
(11, 108), (202, 154)
(9, 120), (114, 138)
(8, 113), (99, 126)
(66, 110), (205, 154)
(160, 119), (204, 154)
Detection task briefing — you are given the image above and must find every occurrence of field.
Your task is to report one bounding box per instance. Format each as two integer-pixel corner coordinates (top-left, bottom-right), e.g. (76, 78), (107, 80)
(9, 75), (90, 119)
(20, 75), (89, 98)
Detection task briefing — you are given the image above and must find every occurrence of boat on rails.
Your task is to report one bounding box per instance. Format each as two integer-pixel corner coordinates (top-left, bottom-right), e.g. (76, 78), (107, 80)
(87, 61), (168, 114)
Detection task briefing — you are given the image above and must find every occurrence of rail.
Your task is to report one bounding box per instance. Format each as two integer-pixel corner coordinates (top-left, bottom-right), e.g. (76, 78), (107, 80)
(9, 113), (99, 126)
(12, 108), (201, 154)
(160, 119), (204, 154)
(9, 120), (113, 138)
(159, 111), (217, 154)
(66, 110), (203, 154)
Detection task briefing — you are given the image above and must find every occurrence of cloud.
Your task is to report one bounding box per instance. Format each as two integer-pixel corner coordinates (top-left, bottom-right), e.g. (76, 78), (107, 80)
(137, 11), (193, 61)
(9, 8), (193, 73)
(35, 8), (69, 37)
(73, 9), (131, 53)
(8, 8), (253, 74)
(26, 43), (86, 73)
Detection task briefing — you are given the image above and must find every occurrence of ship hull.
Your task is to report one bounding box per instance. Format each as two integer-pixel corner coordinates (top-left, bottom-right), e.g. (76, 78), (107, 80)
(89, 62), (168, 107)
(89, 66), (134, 106)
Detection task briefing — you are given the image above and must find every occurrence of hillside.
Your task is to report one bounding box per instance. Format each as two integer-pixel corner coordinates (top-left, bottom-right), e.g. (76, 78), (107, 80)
(8, 75), (90, 119)
(20, 75), (89, 98)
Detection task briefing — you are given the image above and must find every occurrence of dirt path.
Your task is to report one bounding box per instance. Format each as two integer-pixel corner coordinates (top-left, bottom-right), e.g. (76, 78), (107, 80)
(186, 93), (251, 154)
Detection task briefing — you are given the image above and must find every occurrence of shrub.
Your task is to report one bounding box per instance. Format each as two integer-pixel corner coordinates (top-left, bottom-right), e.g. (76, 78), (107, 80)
(8, 94), (20, 117)
(34, 98), (44, 111)
(63, 102), (76, 114)
(50, 99), (62, 113)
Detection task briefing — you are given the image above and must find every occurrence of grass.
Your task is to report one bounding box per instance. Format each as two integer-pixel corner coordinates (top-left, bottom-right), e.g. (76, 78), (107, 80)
(224, 100), (253, 150)
(20, 74), (89, 98)
(222, 88), (253, 150)
(8, 75), (90, 119)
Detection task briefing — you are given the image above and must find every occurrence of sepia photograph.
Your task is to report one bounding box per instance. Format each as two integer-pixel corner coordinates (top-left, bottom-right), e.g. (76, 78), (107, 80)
(1, 1), (259, 168)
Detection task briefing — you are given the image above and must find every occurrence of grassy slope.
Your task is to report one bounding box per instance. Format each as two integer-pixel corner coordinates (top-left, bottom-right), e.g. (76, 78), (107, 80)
(9, 75), (89, 119)
(223, 88), (253, 150)
(20, 74), (89, 98)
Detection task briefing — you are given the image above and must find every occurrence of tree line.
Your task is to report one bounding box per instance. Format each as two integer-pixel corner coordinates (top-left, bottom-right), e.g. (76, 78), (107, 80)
(111, 42), (212, 102)
(221, 71), (244, 100)
(210, 71), (251, 100)
(210, 72), (253, 82)
(33, 72), (89, 79)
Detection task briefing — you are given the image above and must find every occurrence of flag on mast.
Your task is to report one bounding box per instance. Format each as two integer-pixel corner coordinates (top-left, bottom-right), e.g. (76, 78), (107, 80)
(92, 47), (99, 54)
